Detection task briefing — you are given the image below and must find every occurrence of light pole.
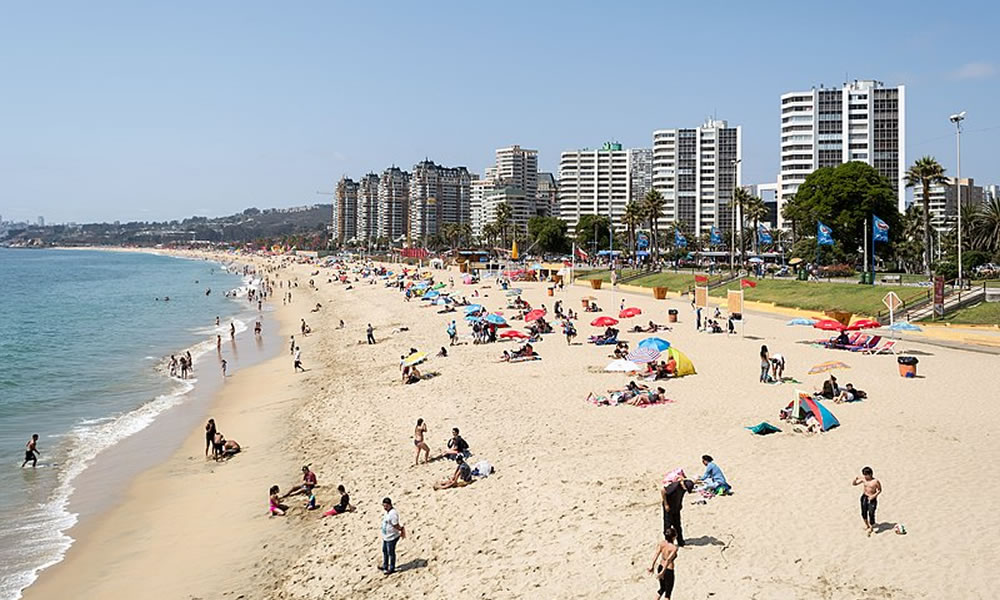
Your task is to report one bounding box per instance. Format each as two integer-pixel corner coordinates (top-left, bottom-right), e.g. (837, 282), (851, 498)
(949, 111), (966, 286)
(731, 158), (742, 274)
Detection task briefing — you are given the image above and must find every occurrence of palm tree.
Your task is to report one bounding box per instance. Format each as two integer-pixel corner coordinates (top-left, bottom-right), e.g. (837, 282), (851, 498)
(969, 195), (1000, 254)
(493, 202), (513, 248)
(905, 156), (949, 275)
(743, 195), (769, 255)
(731, 187), (753, 265)
(643, 190), (666, 263)
(623, 201), (646, 257)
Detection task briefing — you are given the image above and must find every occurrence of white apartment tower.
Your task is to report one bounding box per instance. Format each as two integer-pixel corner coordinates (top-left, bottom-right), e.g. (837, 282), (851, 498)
(471, 145), (543, 239)
(356, 173), (379, 244)
(912, 177), (985, 233)
(651, 120), (742, 236)
(407, 160), (472, 242)
(558, 142), (651, 233)
(779, 80), (906, 213)
(332, 177), (359, 245)
(377, 167), (410, 243)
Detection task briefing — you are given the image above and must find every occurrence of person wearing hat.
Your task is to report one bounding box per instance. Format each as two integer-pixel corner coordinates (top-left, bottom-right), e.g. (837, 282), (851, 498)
(661, 478), (695, 546)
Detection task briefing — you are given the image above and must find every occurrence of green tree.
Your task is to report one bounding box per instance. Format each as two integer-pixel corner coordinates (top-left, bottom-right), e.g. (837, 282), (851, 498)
(493, 202), (513, 248)
(904, 156), (949, 275)
(731, 187), (753, 263)
(527, 216), (570, 254)
(576, 214), (611, 254)
(643, 190), (666, 262)
(623, 201), (646, 255)
(743, 194), (769, 254)
(969, 195), (1000, 254)
(785, 161), (900, 264)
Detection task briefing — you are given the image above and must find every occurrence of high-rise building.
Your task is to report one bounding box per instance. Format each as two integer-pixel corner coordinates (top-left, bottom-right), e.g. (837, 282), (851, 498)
(332, 177), (359, 244)
(377, 167), (410, 243)
(357, 173), (380, 245)
(558, 142), (652, 234)
(536, 172), (558, 218)
(494, 146), (538, 199)
(745, 182), (781, 229)
(652, 120), (741, 236)
(779, 80), (906, 213)
(629, 148), (653, 205)
(912, 177), (984, 233)
(407, 160), (472, 242)
(471, 145), (545, 239)
(984, 184), (1000, 204)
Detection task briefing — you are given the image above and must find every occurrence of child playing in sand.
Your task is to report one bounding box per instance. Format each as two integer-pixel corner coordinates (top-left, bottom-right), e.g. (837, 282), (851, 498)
(852, 466), (882, 536)
(269, 485), (289, 516)
(322, 485), (354, 516)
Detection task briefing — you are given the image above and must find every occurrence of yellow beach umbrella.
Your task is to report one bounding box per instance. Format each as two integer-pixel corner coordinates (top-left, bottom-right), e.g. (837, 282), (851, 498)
(401, 351), (428, 367)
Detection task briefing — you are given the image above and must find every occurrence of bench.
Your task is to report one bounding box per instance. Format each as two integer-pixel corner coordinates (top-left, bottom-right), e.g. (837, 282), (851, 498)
(881, 275), (901, 284)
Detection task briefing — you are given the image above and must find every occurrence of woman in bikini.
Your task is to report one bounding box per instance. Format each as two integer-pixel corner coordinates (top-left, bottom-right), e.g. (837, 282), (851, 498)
(414, 418), (430, 465)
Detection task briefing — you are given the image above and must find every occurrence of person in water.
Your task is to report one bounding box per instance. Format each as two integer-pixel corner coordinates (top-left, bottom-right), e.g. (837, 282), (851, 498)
(22, 434), (40, 468)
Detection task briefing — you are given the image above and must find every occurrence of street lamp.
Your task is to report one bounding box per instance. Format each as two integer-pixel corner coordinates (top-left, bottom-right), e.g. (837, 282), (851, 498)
(949, 111), (966, 286)
(731, 158), (742, 274)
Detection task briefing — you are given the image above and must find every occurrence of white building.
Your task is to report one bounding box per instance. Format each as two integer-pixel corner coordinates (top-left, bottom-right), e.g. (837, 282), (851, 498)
(471, 145), (545, 239)
(779, 80), (906, 213)
(377, 167), (410, 243)
(745, 182), (781, 229)
(651, 120), (741, 236)
(558, 142), (651, 234)
(495, 145), (538, 198)
(912, 177), (984, 233)
(333, 177), (358, 244)
(407, 160), (472, 242)
(356, 173), (379, 245)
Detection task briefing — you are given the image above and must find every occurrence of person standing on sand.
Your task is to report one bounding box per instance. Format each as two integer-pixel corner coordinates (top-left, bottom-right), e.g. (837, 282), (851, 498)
(205, 419), (217, 458)
(217, 335), (222, 352)
(221, 359), (227, 377)
(367, 324), (376, 345)
(290, 335), (295, 355)
(22, 434), (40, 468)
(413, 419), (430, 465)
(648, 527), (679, 599)
(379, 498), (403, 575)
(853, 466), (882, 536)
(661, 479), (694, 546)
(759, 345), (770, 383)
(294, 347), (304, 372)
(186, 351), (194, 374)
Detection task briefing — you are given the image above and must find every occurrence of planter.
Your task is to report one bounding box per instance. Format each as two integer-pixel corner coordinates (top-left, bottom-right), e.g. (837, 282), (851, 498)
(653, 287), (668, 300)
(589, 279), (603, 290)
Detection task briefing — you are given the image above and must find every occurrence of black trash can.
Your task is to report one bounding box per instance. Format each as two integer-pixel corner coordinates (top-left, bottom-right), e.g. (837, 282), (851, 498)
(668, 308), (678, 323)
(897, 356), (918, 378)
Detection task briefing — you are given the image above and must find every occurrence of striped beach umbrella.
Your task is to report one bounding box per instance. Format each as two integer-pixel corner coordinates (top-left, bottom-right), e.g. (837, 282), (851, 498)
(626, 347), (661, 364)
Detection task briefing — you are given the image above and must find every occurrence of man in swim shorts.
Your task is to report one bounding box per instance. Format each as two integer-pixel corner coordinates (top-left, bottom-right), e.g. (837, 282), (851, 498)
(22, 434), (40, 468)
(852, 466), (882, 536)
(648, 527), (678, 599)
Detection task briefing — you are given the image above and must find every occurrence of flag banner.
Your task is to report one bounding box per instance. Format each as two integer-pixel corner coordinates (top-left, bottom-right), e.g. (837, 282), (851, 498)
(758, 224), (773, 244)
(817, 222), (834, 246)
(575, 246), (589, 260)
(872, 215), (889, 243)
(694, 274), (709, 284)
(674, 230), (687, 247)
(740, 278), (757, 289)
(636, 232), (650, 250)
(710, 226), (722, 245)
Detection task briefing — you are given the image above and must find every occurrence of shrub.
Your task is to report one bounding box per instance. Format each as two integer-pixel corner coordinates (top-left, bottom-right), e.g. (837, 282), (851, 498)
(818, 263), (855, 278)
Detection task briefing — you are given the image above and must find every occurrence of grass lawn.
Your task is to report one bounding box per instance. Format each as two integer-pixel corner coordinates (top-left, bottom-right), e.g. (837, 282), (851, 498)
(929, 302), (1000, 325)
(708, 279), (925, 316)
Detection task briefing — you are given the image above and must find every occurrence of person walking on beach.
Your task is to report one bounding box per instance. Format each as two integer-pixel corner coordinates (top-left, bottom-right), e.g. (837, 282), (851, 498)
(379, 497), (403, 575)
(293, 347), (305, 372)
(22, 434), (40, 468)
(648, 527), (679, 599)
(414, 419), (430, 465)
(221, 359), (228, 377)
(230, 322), (236, 339)
(447, 320), (457, 346)
(853, 466), (882, 536)
(759, 345), (770, 383)
(205, 419), (217, 458)
(367, 324), (376, 345)
(661, 478), (694, 546)
(217, 335), (222, 352)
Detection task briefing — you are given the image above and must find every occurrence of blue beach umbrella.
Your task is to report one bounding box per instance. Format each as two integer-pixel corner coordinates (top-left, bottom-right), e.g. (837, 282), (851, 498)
(434, 297), (452, 305)
(423, 290), (440, 299)
(786, 318), (817, 326)
(464, 304), (483, 314)
(465, 315), (483, 322)
(484, 314), (507, 326)
(638, 337), (671, 352)
(888, 321), (922, 332)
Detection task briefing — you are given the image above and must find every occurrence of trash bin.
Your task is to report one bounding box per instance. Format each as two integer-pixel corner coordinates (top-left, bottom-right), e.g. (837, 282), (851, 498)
(797, 269), (808, 281)
(897, 356), (918, 378)
(546, 287), (554, 297)
(668, 309), (678, 323)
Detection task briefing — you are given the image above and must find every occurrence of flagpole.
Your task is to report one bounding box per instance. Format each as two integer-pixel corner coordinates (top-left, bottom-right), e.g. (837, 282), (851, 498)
(871, 215), (876, 283)
(864, 217), (868, 284)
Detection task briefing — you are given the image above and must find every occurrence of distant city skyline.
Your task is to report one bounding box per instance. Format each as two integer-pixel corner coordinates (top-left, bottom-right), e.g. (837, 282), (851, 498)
(1, 1), (998, 223)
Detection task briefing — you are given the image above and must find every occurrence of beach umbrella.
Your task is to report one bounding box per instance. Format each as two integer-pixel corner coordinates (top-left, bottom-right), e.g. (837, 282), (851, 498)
(422, 290), (440, 300)
(748, 257), (764, 263)
(505, 289), (523, 296)
(786, 318), (817, 326)
(619, 307), (642, 319)
(465, 315), (483, 322)
(464, 304), (483, 314)
(581, 296), (597, 301)
(401, 351), (428, 367)
(847, 318), (880, 330)
(591, 316), (619, 327)
(638, 337), (670, 352)
(433, 283), (446, 290)
(499, 329), (529, 340)
(812, 319), (845, 332)
(433, 297), (452, 305)
(484, 314), (507, 326)
(525, 309), (546, 322)
(626, 346), (661, 364)
(808, 361), (850, 375)
(604, 359), (641, 372)
(888, 321), (922, 332)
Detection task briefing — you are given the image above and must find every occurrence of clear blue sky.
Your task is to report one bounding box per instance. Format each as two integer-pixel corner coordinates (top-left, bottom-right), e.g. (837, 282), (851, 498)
(1, 1), (997, 223)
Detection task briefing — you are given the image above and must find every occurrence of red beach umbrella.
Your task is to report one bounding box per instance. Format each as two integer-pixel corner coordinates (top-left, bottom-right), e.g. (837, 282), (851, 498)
(500, 329), (529, 340)
(813, 319), (845, 331)
(591, 316), (619, 327)
(525, 309), (546, 322)
(619, 307), (642, 318)
(847, 318), (880, 330)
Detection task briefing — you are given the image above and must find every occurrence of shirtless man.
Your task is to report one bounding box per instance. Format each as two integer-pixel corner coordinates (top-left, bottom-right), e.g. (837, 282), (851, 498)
(22, 434), (40, 468)
(648, 527), (679, 599)
(413, 419), (430, 465)
(852, 466), (882, 536)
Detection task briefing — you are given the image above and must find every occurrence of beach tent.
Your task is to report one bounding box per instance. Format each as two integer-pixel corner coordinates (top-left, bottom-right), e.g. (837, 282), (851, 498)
(665, 347), (696, 377)
(784, 392), (840, 431)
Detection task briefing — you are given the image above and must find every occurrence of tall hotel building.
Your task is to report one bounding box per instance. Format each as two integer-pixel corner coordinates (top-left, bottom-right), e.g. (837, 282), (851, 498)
(377, 166), (411, 242)
(779, 80), (906, 212)
(651, 119), (741, 236)
(557, 142), (651, 234)
(471, 145), (543, 238)
(356, 173), (380, 245)
(332, 177), (359, 244)
(407, 160), (472, 241)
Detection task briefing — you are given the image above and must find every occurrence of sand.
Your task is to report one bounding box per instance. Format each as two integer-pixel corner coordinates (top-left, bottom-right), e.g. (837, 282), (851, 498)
(24, 253), (1000, 600)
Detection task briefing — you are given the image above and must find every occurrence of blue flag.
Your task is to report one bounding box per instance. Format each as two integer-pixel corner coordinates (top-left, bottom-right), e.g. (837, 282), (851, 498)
(758, 224), (772, 244)
(709, 226), (721, 245)
(872, 215), (889, 243)
(817, 222), (834, 246)
(636, 232), (649, 250)
(674, 229), (687, 248)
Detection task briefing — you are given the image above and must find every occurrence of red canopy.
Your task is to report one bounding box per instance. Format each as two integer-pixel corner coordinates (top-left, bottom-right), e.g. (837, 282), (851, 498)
(619, 307), (642, 318)
(813, 319), (845, 331)
(591, 316), (619, 327)
(525, 309), (546, 322)
(499, 329), (529, 339)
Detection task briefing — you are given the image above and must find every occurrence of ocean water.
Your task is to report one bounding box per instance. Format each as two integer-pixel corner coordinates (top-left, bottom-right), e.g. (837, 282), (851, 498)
(0, 249), (257, 600)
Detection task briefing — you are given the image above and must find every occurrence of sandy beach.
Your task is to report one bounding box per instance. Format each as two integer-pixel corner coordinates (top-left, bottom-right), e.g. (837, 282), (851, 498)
(24, 252), (1000, 600)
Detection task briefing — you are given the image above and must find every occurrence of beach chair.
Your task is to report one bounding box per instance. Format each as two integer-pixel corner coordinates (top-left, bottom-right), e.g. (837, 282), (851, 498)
(863, 339), (897, 355)
(594, 334), (619, 346)
(847, 335), (880, 352)
(822, 332), (862, 349)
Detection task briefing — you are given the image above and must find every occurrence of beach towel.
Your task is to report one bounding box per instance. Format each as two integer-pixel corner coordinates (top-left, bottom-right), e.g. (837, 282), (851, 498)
(746, 422), (781, 435)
